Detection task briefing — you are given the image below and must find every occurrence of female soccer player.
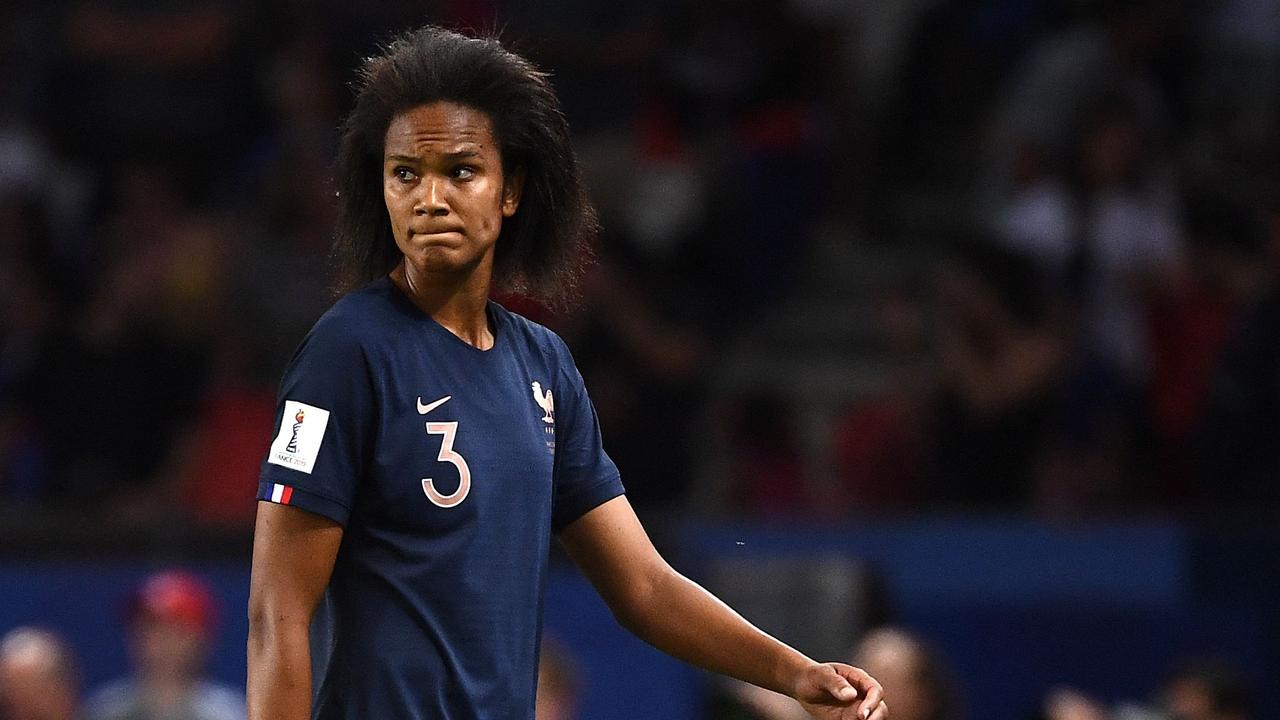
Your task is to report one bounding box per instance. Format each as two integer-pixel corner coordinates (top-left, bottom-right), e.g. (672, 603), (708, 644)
(247, 26), (888, 720)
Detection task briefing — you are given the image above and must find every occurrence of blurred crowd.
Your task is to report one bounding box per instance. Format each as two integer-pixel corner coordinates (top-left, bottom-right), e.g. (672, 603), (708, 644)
(1, 571), (243, 720)
(1, 0), (1279, 529)
(3, 599), (1259, 720)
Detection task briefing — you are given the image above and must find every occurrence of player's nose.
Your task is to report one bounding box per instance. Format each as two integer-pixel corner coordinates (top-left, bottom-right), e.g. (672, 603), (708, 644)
(413, 177), (449, 216)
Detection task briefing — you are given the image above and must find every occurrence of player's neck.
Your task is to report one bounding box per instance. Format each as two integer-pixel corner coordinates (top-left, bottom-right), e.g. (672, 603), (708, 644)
(391, 261), (495, 350)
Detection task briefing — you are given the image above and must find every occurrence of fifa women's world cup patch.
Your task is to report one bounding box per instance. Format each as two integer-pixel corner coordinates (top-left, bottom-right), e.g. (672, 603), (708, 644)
(268, 400), (331, 474)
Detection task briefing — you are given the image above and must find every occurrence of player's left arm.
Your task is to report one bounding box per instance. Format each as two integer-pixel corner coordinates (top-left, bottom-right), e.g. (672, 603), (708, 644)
(558, 496), (887, 720)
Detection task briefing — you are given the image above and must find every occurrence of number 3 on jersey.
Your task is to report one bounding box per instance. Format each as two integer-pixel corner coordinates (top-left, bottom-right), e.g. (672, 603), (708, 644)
(423, 422), (471, 507)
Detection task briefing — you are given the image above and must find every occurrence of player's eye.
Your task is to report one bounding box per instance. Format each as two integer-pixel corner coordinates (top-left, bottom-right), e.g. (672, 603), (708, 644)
(393, 166), (417, 182)
(452, 166), (476, 181)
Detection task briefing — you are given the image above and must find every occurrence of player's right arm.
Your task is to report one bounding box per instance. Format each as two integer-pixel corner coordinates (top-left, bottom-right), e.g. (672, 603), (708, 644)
(247, 502), (343, 720)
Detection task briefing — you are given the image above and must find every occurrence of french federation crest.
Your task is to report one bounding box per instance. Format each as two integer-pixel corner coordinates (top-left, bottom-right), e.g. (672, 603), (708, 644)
(531, 381), (554, 424)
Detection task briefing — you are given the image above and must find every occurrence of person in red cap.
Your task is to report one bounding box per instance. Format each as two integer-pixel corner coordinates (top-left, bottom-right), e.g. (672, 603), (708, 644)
(83, 571), (245, 720)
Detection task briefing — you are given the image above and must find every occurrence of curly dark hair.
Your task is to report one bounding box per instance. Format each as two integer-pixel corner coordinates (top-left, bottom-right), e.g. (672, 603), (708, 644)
(331, 26), (596, 306)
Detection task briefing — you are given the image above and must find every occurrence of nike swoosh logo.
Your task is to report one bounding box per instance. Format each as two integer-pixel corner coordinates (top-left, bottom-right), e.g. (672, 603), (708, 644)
(416, 395), (452, 415)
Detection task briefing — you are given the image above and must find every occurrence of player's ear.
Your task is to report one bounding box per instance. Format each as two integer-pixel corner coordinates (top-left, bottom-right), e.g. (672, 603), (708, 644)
(501, 166), (526, 217)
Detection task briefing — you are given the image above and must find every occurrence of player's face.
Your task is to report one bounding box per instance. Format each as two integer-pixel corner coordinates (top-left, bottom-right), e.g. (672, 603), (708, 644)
(129, 618), (205, 680)
(383, 102), (522, 283)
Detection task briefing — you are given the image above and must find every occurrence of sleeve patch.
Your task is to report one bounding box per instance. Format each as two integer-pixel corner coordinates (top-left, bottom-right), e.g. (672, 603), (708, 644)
(267, 400), (331, 474)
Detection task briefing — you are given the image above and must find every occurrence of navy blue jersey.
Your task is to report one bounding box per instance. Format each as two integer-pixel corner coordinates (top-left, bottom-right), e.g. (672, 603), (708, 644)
(256, 277), (624, 720)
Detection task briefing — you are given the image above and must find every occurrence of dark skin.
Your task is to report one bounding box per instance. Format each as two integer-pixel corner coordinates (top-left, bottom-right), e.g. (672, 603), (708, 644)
(380, 102), (523, 348)
(247, 101), (887, 720)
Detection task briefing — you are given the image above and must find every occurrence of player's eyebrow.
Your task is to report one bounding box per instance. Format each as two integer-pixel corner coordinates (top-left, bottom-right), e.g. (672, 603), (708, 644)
(384, 149), (483, 163)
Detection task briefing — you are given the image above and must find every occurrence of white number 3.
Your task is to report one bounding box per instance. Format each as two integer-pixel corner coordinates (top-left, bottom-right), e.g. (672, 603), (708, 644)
(423, 422), (471, 507)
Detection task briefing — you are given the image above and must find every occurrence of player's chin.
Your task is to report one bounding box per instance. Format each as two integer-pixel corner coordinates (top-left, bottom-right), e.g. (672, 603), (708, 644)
(404, 245), (484, 277)
(403, 240), (459, 265)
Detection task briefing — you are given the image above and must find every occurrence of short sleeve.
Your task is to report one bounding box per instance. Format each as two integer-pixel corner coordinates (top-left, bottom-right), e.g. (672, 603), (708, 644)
(550, 338), (624, 532)
(257, 315), (376, 526)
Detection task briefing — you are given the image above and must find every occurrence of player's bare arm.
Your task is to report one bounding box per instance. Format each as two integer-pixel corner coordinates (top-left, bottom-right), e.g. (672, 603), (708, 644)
(559, 496), (888, 720)
(247, 502), (343, 720)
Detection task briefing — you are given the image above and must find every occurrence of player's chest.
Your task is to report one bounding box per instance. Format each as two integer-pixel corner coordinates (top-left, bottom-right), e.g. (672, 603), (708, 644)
(365, 354), (559, 530)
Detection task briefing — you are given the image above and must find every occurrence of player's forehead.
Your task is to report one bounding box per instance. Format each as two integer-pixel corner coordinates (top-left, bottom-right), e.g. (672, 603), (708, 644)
(383, 101), (499, 161)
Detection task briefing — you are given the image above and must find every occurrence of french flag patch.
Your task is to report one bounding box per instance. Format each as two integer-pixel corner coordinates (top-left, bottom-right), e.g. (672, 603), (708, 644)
(270, 483), (294, 505)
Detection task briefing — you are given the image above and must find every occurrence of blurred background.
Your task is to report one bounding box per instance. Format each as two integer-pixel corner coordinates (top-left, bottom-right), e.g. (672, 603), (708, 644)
(1, 0), (1278, 719)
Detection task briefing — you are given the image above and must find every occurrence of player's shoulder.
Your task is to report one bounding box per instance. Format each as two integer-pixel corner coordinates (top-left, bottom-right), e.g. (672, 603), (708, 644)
(302, 278), (403, 353)
(492, 302), (573, 362)
(316, 277), (401, 332)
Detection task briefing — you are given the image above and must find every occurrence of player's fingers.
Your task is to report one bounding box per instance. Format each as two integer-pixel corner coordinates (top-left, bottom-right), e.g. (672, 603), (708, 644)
(820, 666), (859, 703)
(835, 666), (883, 718)
(857, 679), (883, 718)
(866, 700), (889, 720)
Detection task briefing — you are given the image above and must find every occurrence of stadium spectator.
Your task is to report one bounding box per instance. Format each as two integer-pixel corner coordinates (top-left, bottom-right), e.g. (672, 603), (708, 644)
(852, 628), (958, 720)
(1037, 687), (1109, 720)
(1069, 96), (1186, 386)
(1159, 659), (1253, 720)
(986, 0), (1182, 203)
(84, 571), (244, 720)
(997, 92), (1187, 384)
(0, 627), (80, 720)
(992, 89), (1189, 513)
(832, 287), (931, 514)
(930, 237), (1069, 508)
(1140, 187), (1270, 508)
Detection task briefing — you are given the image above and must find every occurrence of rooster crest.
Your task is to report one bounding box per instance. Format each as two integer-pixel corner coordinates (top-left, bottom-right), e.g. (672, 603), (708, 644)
(531, 381), (554, 424)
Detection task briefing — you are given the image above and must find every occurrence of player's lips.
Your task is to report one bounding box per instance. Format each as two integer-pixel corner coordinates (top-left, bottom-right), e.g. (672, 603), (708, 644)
(411, 229), (465, 243)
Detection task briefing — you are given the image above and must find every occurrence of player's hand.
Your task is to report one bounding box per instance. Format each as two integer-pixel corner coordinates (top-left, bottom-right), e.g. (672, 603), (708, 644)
(791, 662), (888, 720)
